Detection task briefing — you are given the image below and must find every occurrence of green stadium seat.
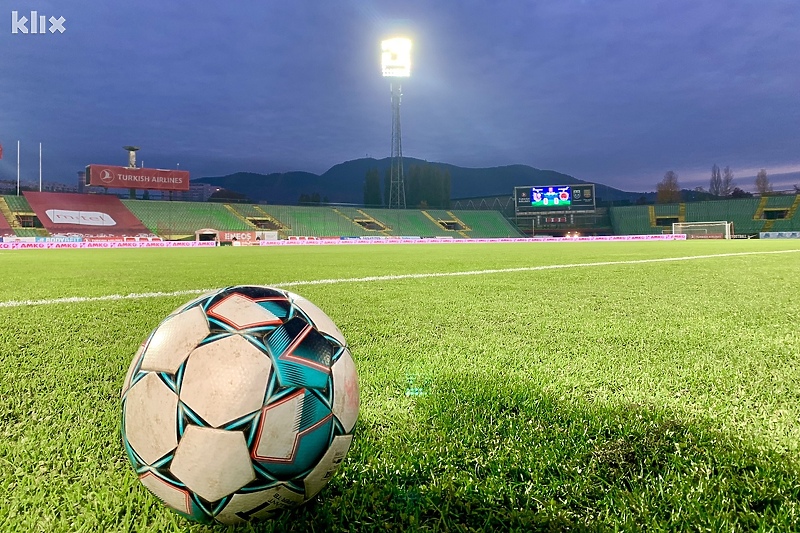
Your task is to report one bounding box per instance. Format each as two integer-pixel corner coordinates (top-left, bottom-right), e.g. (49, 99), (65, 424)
(122, 200), (255, 237)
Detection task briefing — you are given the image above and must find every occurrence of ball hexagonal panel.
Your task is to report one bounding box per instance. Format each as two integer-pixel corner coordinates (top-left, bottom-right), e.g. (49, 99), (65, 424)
(332, 348), (359, 433)
(286, 291), (347, 346)
(214, 484), (305, 524)
(266, 317), (333, 390)
(207, 293), (283, 329)
(170, 425), (255, 502)
(123, 373), (179, 465)
(303, 434), (354, 499)
(166, 290), (219, 317)
(141, 306), (210, 374)
(179, 335), (272, 428)
(139, 471), (192, 515)
(253, 389), (333, 477)
(252, 389), (305, 462)
(121, 343), (144, 399)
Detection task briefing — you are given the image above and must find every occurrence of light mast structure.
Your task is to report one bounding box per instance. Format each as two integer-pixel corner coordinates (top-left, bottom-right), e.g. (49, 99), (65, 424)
(381, 38), (412, 209)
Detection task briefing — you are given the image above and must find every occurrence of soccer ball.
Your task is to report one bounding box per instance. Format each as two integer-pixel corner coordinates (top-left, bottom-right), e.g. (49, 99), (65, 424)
(120, 286), (359, 524)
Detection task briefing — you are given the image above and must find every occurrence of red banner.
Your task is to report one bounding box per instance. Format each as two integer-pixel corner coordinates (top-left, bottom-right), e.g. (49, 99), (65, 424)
(85, 165), (190, 191)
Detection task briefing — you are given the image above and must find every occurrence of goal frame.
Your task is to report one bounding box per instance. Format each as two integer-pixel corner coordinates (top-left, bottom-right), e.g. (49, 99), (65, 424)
(672, 220), (732, 239)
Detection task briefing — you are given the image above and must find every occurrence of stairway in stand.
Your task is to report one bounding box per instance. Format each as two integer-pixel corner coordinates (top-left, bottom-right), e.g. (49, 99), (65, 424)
(753, 196), (768, 220)
(0, 197), (21, 228)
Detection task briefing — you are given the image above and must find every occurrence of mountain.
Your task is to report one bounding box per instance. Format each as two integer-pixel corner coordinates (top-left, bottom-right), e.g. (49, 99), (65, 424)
(195, 157), (646, 205)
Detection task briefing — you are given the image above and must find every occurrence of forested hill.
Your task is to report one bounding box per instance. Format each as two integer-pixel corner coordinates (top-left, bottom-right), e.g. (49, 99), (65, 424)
(194, 157), (643, 204)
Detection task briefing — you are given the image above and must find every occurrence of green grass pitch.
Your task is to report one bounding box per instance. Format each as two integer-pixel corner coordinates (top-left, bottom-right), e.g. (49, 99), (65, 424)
(1, 240), (800, 532)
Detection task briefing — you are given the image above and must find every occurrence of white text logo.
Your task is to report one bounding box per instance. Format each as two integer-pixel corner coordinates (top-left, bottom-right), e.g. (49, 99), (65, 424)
(45, 209), (116, 226)
(11, 10), (66, 34)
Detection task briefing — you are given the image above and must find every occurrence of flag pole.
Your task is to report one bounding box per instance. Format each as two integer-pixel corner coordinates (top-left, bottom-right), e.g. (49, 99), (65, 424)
(16, 141), (20, 195)
(39, 142), (42, 192)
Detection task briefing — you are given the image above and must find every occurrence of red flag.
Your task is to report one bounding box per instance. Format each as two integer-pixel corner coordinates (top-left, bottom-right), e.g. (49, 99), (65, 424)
(0, 143), (3, 160)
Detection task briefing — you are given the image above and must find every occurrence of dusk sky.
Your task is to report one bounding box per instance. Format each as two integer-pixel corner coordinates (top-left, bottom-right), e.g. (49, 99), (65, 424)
(1, 0), (799, 192)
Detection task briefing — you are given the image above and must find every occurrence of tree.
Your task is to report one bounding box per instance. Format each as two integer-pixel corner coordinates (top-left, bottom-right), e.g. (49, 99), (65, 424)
(383, 169), (391, 206)
(298, 192), (324, 205)
(730, 187), (753, 199)
(709, 164), (722, 196)
(405, 165), (423, 208)
(363, 168), (381, 206)
(209, 188), (248, 202)
(721, 166), (735, 196)
(656, 171), (681, 203)
(755, 169), (772, 194)
(402, 164), (452, 209)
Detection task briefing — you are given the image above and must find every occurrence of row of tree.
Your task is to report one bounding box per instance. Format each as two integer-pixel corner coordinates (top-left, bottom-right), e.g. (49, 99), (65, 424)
(656, 166), (780, 203)
(363, 164), (452, 208)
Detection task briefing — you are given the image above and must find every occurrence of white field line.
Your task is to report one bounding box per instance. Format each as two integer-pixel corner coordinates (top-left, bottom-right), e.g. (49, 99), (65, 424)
(1, 249), (798, 309)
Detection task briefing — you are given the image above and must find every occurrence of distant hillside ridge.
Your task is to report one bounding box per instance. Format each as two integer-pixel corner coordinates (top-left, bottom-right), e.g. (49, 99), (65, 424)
(194, 157), (642, 205)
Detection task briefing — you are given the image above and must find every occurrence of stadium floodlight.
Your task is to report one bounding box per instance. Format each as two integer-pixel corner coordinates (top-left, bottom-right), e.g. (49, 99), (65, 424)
(381, 37), (411, 209)
(381, 38), (412, 78)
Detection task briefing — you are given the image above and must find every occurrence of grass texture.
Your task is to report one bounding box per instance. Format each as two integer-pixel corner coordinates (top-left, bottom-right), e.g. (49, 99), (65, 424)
(1, 240), (800, 531)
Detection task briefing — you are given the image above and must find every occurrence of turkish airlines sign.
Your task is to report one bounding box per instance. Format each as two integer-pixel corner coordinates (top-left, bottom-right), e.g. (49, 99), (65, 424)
(85, 165), (190, 191)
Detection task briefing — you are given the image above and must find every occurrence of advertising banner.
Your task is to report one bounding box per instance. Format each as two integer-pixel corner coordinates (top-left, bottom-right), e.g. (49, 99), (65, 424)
(85, 165), (190, 191)
(760, 231), (800, 239)
(0, 241), (216, 250)
(219, 231), (257, 242)
(260, 234), (685, 246)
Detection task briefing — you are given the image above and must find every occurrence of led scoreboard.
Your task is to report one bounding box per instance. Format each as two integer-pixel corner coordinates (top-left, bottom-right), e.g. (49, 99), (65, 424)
(514, 184), (595, 213)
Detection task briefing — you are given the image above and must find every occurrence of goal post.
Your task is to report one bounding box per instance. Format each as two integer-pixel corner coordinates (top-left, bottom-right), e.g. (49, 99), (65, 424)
(672, 220), (732, 239)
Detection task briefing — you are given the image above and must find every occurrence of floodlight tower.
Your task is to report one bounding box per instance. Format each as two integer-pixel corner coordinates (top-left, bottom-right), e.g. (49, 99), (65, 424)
(381, 37), (411, 209)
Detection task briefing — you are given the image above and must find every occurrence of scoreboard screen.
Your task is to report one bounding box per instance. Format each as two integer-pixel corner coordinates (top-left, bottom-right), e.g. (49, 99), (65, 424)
(515, 184), (595, 213)
(532, 186), (571, 208)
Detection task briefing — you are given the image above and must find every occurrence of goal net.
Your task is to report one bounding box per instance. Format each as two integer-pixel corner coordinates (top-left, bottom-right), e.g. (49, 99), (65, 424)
(672, 221), (732, 239)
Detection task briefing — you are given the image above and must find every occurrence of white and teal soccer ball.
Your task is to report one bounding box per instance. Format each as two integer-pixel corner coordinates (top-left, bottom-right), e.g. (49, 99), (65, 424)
(120, 286), (359, 524)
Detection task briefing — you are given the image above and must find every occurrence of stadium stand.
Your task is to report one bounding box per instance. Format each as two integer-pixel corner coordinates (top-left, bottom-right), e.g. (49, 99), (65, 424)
(17, 192), (798, 240)
(3, 194), (34, 213)
(0, 202), (13, 235)
(762, 194), (800, 232)
(13, 228), (44, 237)
(227, 204), (289, 233)
(256, 205), (370, 237)
(1, 195), (49, 236)
(331, 207), (384, 234)
(3, 196), (526, 240)
(609, 205), (662, 235)
(122, 200), (254, 238)
(423, 210), (469, 235)
(24, 192), (151, 237)
(684, 198), (764, 235)
(453, 210), (525, 238)
(763, 195), (798, 209)
(606, 197), (800, 236)
(362, 208), (452, 237)
(653, 204), (680, 215)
